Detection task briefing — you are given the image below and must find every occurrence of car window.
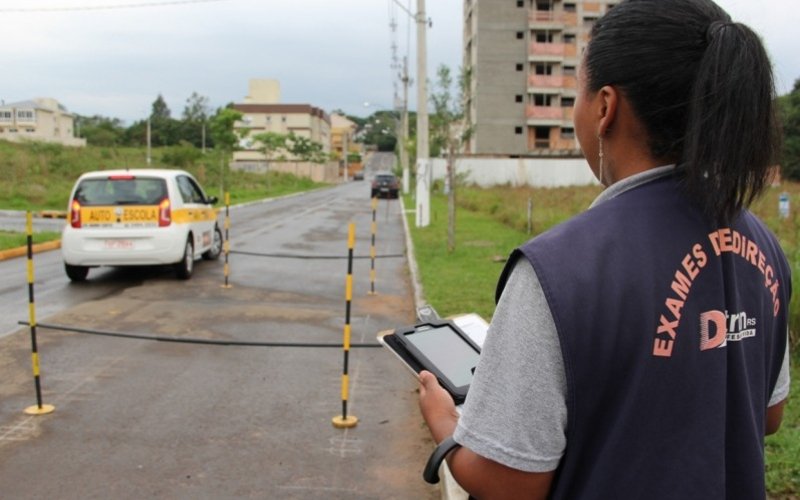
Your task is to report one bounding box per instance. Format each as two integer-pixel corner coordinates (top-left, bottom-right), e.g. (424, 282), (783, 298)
(376, 175), (396, 182)
(176, 175), (206, 204)
(74, 177), (167, 206)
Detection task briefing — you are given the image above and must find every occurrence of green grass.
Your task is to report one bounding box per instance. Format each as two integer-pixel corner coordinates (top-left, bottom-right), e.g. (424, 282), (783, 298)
(406, 184), (799, 496)
(0, 230), (62, 251)
(0, 140), (328, 251)
(0, 140), (328, 212)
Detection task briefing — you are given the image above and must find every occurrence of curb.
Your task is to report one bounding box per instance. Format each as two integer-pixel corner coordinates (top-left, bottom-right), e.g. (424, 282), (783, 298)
(0, 240), (61, 262)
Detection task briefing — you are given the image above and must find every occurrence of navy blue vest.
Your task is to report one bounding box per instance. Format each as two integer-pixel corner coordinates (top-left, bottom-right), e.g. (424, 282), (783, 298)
(496, 175), (790, 499)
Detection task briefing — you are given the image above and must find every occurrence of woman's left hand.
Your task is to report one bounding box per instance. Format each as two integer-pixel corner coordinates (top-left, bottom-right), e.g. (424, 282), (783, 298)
(418, 370), (460, 443)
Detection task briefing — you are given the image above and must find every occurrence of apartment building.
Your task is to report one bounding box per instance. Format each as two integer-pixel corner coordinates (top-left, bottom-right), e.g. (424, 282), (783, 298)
(232, 79), (330, 164)
(464, 0), (617, 156)
(0, 97), (86, 147)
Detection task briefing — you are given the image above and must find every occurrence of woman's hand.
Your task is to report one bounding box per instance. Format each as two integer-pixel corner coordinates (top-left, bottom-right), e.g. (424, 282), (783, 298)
(418, 370), (460, 443)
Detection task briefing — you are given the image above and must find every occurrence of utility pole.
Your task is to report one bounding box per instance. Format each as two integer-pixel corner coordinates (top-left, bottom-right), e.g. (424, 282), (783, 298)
(415, 0), (430, 227)
(343, 129), (349, 182)
(400, 56), (410, 194)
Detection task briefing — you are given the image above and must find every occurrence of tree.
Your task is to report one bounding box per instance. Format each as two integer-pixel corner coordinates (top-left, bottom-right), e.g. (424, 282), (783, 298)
(181, 92), (211, 149)
(209, 107), (243, 193)
(251, 131), (289, 191)
(780, 79), (800, 180)
(251, 131), (288, 161)
(75, 114), (126, 146)
(430, 64), (473, 252)
(286, 133), (326, 163)
(149, 94), (178, 146)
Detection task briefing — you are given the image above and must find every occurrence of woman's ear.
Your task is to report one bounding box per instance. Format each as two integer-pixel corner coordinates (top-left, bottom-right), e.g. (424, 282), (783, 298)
(596, 85), (618, 137)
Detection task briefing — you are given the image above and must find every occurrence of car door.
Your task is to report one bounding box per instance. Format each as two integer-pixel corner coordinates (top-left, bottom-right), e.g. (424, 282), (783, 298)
(175, 174), (215, 256)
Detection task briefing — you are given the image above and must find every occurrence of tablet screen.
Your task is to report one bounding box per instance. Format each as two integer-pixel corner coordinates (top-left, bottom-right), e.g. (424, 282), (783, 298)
(406, 325), (480, 387)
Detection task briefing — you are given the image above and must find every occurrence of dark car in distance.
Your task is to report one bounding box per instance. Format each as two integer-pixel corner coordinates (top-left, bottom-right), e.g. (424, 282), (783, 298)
(371, 172), (399, 199)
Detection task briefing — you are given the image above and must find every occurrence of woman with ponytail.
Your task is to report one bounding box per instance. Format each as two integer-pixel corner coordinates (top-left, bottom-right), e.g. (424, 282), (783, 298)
(418, 1), (791, 498)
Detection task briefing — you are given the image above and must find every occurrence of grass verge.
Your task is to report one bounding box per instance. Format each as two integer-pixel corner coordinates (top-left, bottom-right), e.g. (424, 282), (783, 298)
(0, 230), (62, 252)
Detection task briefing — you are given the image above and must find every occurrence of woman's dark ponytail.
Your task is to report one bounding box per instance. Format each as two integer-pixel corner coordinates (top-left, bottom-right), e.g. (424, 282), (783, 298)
(586, 0), (780, 224)
(684, 21), (780, 223)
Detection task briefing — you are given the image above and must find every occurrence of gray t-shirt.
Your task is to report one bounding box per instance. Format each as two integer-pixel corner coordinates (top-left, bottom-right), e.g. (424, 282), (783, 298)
(453, 166), (791, 473)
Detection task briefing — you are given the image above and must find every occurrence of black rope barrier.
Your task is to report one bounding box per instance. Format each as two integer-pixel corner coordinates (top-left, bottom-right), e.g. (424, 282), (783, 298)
(18, 322), (383, 348)
(229, 250), (404, 260)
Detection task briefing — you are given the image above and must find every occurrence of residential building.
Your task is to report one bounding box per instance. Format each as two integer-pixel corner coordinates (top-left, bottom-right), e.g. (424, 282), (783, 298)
(463, 0), (618, 156)
(330, 113), (358, 160)
(0, 98), (86, 147)
(232, 79), (331, 164)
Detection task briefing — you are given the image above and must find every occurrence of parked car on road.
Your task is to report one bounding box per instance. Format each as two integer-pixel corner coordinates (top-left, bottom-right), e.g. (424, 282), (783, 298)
(371, 172), (399, 199)
(61, 169), (222, 282)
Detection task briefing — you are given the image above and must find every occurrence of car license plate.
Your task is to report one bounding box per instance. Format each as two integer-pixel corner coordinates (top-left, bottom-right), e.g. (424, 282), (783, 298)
(380, 187), (389, 192)
(104, 239), (134, 250)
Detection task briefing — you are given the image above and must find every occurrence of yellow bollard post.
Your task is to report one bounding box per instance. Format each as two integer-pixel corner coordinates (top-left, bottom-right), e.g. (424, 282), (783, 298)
(369, 197), (378, 295)
(221, 192), (233, 289)
(332, 222), (358, 429)
(23, 211), (55, 416)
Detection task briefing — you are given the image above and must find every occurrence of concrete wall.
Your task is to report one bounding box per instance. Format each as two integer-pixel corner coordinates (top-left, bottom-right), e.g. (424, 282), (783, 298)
(430, 157), (598, 188)
(231, 161), (339, 184)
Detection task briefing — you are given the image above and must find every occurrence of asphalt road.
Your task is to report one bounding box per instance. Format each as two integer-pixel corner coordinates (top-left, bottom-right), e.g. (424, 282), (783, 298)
(0, 178), (438, 499)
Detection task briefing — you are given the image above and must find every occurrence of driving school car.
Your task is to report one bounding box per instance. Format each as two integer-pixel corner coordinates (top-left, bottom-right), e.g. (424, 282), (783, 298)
(61, 169), (223, 282)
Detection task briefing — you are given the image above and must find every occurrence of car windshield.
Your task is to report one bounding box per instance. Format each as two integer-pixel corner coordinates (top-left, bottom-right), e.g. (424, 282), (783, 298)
(74, 177), (168, 206)
(376, 175), (396, 183)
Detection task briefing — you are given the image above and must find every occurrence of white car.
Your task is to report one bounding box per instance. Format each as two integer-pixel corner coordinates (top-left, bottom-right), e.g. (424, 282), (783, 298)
(61, 169), (223, 282)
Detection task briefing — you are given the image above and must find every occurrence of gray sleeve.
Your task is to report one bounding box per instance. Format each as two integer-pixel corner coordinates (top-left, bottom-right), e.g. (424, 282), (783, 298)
(769, 338), (791, 406)
(453, 258), (567, 473)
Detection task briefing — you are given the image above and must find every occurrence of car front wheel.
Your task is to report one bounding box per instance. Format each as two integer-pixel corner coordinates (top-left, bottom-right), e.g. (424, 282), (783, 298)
(65, 263), (89, 282)
(174, 238), (194, 279)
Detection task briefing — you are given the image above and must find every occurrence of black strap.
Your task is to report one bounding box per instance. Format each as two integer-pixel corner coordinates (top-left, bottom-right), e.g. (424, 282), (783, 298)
(423, 436), (462, 484)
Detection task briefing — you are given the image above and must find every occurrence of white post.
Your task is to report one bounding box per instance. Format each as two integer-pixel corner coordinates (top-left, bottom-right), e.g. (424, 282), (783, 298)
(146, 117), (152, 165)
(401, 56), (411, 195)
(415, 0), (430, 227)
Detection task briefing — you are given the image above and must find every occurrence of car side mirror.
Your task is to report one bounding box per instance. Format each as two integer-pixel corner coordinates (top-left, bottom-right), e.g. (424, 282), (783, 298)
(206, 196), (219, 205)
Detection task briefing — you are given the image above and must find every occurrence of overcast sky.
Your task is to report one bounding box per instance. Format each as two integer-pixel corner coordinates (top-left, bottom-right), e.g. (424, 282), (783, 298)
(2, 0), (797, 125)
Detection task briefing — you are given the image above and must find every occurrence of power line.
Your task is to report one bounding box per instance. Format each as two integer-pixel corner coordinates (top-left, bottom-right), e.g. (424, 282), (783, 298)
(0, 0), (227, 13)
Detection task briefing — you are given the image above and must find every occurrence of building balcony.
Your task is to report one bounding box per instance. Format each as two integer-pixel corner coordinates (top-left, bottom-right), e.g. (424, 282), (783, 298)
(529, 10), (578, 27)
(526, 105), (563, 120)
(583, 2), (602, 14)
(529, 42), (578, 59)
(526, 105), (574, 121)
(528, 74), (577, 89)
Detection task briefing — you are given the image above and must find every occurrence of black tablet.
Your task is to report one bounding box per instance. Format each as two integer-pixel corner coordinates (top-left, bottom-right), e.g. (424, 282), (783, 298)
(379, 320), (481, 404)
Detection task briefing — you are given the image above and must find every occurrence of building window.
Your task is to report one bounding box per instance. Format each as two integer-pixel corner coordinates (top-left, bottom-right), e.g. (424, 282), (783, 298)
(0, 111), (12, 122)
(9, 128), (18, 132)
(561, 97), (575, 107)
(564, 3), (576, 12)
(25, 128), (35, 133)
(281, 116), (287, 123)
(535, 63), (554, 75)
(516, 31), (524, 40)
(515, 95), (524, 103)
(561, 127), (575, 139)
(533, 94), (554, 106)
(517, 0), (524, 6)
(536, 1), (552, 10)
(535, 32), (554, 43)
(516, 63), (524, 71)
(563, 65), (576, 76)
(564, 34), (577, 44)
(16, 110), (35, 121)
(515, 127), (523, 135)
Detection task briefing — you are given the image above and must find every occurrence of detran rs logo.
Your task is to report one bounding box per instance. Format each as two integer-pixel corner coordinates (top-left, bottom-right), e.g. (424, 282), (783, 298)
(700, 310), (757, 351)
